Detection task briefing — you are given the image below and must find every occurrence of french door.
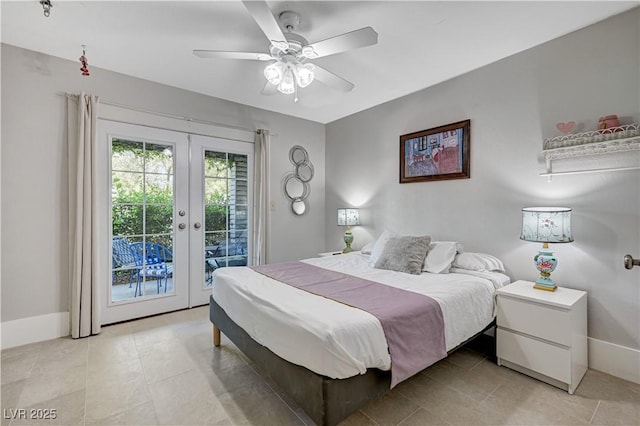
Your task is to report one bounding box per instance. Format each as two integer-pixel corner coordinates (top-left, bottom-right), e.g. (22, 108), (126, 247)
(189, 135), (252, 306)
(97, 121), (252, 324)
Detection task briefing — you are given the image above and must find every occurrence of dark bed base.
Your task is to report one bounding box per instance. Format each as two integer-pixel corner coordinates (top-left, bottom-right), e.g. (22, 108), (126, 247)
(209, 295), (495, 426)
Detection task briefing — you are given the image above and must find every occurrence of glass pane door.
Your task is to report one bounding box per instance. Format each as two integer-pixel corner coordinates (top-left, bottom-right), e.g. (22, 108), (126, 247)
(189, 135), (253, 306)
(98, 120), (189, 324)
(111, 139), (176, 300)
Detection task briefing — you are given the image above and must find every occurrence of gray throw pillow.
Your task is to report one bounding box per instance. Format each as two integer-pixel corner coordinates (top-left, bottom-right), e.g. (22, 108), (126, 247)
(374, 235), (431, 275)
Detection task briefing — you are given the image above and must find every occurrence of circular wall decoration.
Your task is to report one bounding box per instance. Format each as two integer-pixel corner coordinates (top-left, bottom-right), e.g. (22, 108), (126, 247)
(283, 145), (314, 215)
(289, 145), (309, 166)
(283, 173), (310, 201)
(291, 198), (307, 215)
(295, 161), (314, 183)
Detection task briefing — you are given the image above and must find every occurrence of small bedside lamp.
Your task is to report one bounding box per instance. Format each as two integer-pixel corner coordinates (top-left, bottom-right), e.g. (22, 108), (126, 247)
(520, 207), (573, 291)
(337, 208), (360, 253)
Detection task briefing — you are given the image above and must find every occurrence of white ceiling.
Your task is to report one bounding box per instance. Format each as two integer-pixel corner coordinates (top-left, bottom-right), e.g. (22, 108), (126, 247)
(2, 1), (637, 124)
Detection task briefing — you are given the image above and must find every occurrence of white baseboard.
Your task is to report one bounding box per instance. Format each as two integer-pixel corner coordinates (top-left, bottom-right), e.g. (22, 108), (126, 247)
(589, 337), (640, 384)
(1, 312), (70, 350)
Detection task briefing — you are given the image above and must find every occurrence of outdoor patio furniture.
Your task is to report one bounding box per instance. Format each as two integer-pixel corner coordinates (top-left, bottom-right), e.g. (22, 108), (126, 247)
(129, 242), (174, 296)
(112, 237), (138, 287)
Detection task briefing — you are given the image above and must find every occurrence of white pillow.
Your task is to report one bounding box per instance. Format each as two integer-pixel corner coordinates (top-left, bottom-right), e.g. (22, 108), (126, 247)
(452, 252), (505, 273)
(369, 230), (398, 265)
(422, 241), (462, 274)
(361, 240), (375, 255)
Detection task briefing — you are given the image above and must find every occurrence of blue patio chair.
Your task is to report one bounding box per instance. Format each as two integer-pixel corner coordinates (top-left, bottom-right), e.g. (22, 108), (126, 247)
(129, 242), (174, 296)
(112, 237), (138, 288)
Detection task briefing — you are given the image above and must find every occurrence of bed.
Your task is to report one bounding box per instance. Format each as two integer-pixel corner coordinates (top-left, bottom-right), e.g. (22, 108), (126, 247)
(209, 240), (509, 425)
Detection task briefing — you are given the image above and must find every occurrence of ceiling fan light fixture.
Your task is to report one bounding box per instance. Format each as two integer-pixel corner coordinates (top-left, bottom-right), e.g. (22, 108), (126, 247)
(295, 64), (314, 88)
(278, 66), (296, 94)
(264, 62), (284, 85)
(264, 60), (314, 95)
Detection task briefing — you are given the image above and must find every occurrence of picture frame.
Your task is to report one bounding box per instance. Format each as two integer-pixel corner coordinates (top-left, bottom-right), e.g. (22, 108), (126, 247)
(399, 119), (470, 183)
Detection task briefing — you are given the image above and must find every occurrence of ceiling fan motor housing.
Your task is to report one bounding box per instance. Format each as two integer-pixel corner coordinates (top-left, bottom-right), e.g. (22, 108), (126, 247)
(269, 32), (309, 58)
(279, 11), (301, 32)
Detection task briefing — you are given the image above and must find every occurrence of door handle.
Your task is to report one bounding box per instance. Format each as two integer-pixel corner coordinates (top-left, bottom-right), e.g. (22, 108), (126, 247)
(623, 254), (640, 270)
(178, 223), (186, 230)
(194, 222), (201, 229)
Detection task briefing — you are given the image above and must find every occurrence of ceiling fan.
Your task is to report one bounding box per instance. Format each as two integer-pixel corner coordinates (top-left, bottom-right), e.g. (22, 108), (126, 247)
(193, 0), (378, 102)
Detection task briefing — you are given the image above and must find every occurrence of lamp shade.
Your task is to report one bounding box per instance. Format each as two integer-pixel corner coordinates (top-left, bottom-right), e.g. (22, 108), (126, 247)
(337, 208), (360, 227)
(520, 207), (573, 243)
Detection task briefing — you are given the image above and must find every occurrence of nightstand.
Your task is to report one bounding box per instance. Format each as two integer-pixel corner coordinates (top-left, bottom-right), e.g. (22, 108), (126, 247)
(318, 251), (343, 257)
(496, 280), (588, 394)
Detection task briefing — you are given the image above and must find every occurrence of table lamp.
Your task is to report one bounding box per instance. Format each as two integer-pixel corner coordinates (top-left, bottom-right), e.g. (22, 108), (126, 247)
(337, 208), (360, 253)
(520, 207), (573, 291)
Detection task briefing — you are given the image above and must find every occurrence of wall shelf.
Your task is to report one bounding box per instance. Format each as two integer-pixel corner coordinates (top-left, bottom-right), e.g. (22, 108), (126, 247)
(541, 123), (640, 178)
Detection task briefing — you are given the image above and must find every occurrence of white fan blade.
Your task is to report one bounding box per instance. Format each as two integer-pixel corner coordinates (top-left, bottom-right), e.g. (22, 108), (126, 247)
(312, 65), (355, 92)
(261, 81), (278, 95)
(242, 0), (288, 51)
(303, 27), (378, 59)
(193, 50), (272, 61)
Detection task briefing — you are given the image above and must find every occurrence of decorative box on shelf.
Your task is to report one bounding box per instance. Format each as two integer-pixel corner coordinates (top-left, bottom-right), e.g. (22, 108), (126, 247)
(541, 123), (640, 177)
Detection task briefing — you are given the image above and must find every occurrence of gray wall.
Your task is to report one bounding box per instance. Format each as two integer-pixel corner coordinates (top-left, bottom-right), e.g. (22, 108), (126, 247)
(1, 43), (326, 323)
(325, 9), (640, 350)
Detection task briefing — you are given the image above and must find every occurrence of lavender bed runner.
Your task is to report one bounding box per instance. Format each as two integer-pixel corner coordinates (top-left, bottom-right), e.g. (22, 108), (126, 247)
(251, 261), (446, 387)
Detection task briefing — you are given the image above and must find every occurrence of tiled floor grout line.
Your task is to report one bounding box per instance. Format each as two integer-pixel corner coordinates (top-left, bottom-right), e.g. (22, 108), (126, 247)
(479, 383), (502, 404)
(588, 399), (601, 425)
(358, 409), (381, 425)
(396, 406), (421, 426)
(85, 334), (135, 424)
(84, 337), (92, 426)
(259, 375), (308, 425)
(468, 354), (488, 371)
(134, 331), (162, 426)
(238, 355), (309, 424)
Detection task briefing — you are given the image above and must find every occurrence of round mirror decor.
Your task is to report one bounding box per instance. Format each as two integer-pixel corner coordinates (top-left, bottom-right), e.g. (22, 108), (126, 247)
(283, 173), (310, 201)
(296, 162), (314, 183)
(291, 198), (307, 215)
(289, 145), (309, 166)
(284, 146), (314, 215)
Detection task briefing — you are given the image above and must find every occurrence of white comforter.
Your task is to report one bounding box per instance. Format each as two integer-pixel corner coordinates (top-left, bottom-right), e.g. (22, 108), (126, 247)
(212, 252), (509, 379)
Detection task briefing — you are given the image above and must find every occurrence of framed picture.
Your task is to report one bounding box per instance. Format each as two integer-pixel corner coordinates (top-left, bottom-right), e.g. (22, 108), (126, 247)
(399, 119), (470, 183)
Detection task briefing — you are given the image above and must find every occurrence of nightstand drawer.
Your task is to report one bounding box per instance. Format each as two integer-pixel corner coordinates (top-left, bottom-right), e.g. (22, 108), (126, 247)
(497, 329), (570, 383)
(497, 296), (571, 346)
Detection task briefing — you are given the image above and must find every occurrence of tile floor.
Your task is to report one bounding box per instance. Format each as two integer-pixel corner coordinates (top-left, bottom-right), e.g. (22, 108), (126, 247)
(1, 306), (638, 425)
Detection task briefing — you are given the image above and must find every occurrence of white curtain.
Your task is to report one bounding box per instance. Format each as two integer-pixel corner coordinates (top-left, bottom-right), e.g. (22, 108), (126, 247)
(67, 92), (100, 338)
(252, 129), (270, 265)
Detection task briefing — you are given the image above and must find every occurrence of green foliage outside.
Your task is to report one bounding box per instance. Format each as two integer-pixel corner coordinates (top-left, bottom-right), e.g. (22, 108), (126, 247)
(111, 139), (242, 249)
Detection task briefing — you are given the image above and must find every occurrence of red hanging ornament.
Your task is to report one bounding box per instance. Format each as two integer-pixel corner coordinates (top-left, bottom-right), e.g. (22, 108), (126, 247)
(79, 46), (90, 76)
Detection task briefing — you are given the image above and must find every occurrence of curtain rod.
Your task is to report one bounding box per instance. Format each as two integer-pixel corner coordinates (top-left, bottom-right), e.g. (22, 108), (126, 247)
(64, 93), (277, 136)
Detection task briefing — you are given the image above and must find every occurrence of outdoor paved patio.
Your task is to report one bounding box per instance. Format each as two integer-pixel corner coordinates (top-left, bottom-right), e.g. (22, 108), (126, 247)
(112, 278), (176, 301)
